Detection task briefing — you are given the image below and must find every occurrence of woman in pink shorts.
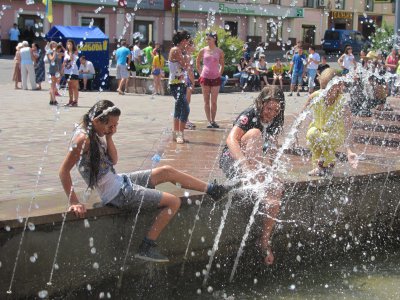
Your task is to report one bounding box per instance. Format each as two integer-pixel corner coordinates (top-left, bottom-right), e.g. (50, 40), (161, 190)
(196, 32), (225, 128)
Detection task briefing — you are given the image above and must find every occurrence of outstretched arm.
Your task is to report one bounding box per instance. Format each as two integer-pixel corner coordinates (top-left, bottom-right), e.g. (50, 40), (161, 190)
(59, 133), (89, 218)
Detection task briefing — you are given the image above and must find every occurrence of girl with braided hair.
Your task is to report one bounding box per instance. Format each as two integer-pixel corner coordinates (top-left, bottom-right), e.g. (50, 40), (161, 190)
(59, 100), (233, 262)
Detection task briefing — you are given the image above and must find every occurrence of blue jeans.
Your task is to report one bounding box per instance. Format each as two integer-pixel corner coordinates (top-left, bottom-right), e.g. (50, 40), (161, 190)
(220, 76), (228, 92)
(170, 84), (189, 123)
(307, 69), (317, 89)
(233, 72), (248, 87)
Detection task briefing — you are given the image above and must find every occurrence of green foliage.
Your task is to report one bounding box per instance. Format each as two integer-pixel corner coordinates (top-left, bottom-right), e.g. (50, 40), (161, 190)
(193, 27), (244, 67)
(135, 64), (169, 77)
(370, 22), (395, 52)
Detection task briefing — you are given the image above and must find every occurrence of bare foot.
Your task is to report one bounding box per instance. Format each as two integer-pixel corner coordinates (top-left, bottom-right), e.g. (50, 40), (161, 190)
(262, 245), (274, 265)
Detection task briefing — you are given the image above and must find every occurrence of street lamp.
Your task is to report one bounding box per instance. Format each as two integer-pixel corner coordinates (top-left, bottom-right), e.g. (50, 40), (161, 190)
(395, 0), (400, 47)
(174, 0), (179, 33)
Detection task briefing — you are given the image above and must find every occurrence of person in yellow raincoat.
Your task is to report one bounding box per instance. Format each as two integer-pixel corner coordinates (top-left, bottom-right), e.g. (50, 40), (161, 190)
(301, 68), (358, 176)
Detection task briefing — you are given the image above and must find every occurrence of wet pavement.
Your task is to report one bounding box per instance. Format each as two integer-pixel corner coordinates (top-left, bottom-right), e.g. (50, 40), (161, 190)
(0, 57), (399, 221)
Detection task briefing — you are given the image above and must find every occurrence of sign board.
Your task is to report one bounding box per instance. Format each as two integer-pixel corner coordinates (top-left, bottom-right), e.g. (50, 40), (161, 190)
(181, 0), (301, 18)
(331, 11), (353, 19)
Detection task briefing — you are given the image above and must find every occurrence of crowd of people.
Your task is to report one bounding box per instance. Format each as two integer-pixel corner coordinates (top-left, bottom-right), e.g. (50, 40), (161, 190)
(11, 38), (96, 106)
(9, 28), (399, 266)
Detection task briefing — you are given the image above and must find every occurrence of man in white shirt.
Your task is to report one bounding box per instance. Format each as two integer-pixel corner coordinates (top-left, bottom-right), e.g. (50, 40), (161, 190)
(78, 56), (95, 90)
(307, 46), (320, 94)
(9, 23), (20, 55)
(132, 40), (142, 64)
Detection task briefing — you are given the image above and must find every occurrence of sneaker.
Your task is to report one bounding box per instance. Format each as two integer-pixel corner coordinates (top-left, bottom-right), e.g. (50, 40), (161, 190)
(297, 92), (301, 97)
(176, 132), (184, 144)
(135, 238), (169, 263)
(211, 121), (220, 128)
(207, 122), (214, 128)
(207, 179), (242, 202)
(289, 92), (293, 96)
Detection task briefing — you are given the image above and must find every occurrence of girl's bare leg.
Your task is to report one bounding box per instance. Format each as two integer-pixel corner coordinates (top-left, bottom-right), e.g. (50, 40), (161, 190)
(150, 165), (208, 193)
(202, 85), (212, 122)
(72, 80), (79, 102)
(210, 86), (220, 122)
(146, 192), (181, 240)
(260, 190), (281, 265)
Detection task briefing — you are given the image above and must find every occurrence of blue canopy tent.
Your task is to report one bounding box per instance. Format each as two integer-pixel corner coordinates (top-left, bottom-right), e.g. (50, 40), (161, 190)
(45, 25), (109, 90)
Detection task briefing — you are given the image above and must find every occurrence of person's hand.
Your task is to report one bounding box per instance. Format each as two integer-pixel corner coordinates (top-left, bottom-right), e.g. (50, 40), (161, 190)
(347, 150), (359, 169)
(68, 202), (87, 218)
(105, 126), (117, 139)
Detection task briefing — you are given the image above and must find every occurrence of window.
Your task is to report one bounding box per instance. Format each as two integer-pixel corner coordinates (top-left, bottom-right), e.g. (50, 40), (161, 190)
(304, 0), (314, 8)
(269, 0), (281, 4)
(364, 0), (373, 12)
(81, 17), (105, 33)
(179, 21), (198, 38)
(224, 21), (238, 37)
(302, 25), (315, 45)
(18, 14), (43, 42)
(133, 21), (153, 45)
(334, 0), (345, 10)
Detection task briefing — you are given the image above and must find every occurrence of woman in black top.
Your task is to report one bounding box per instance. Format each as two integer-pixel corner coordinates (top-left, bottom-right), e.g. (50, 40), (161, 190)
(219, 86), (285, 265)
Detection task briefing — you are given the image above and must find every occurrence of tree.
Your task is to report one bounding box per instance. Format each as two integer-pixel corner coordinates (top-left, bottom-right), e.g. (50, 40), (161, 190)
(370, 22), (395, 52)
(193, 27), (244, 67)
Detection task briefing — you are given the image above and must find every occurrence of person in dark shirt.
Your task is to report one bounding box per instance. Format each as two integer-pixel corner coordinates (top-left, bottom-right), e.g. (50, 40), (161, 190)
(219, 86), (285, 266)
(317, 55), (330, 77)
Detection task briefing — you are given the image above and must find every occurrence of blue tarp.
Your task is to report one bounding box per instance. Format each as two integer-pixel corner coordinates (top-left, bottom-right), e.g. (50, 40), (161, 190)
(46, 26), (109, 90)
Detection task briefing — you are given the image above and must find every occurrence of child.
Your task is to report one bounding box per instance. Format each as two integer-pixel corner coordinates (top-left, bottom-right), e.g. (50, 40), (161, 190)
(151, 48), (165, 95)
(59, 100), (234, 262)
(272, 58), (284, 89)
(302, 68), (358, 176)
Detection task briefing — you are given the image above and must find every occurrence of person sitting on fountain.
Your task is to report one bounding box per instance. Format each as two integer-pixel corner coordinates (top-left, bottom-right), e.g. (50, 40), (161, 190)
(301, 68), (358, 176)
(219, 86), (285, 266)
(59, 100), (235, 263)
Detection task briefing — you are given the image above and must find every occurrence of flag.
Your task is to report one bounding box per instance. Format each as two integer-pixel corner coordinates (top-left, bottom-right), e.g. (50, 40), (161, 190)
(42, 0), (53, 23)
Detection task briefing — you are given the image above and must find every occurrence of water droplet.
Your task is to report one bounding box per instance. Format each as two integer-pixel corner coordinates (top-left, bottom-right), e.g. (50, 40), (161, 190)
(296, 255), (301, 262)
(224, 24), (230, 30)
(91, 247), (96, 254)
(197, 289), (202, 294)
(84, 219), (90, 228)
(28, 222), (35, 231)
(195, 271), (201, 277)
(38, 290), (48, 298)
(201, 236), (205, 243)
(89, 237), (94, 247)
(371, 256), (375, 261)
(54, 263), (59, 270)
(99, 292), (105, 298)
(207, 286), (213, 293)
(254, 278), (258, 284)
(93, 262), (99, 269)
(5, 225), (11, 231)
(289, 284), (296, 290)
(30, 256), (37, 263)
(87, 284), (92, 291)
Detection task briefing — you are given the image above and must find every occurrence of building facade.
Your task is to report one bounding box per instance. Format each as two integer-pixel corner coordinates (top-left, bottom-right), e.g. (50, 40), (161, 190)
(0, 0), (396, 54)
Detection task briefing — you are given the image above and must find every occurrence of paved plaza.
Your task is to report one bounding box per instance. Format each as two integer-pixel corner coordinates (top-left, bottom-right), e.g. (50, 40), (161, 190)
(0, 57), (308, 221)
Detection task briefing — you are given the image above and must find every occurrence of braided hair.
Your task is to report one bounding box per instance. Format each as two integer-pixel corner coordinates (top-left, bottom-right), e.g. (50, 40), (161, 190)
(81, 100), (121, 189)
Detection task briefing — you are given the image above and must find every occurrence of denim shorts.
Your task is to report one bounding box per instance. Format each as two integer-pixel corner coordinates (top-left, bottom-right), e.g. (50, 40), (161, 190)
(291, 71), (303, 85)
(170, 83), (190, 123)
(107, 170), (162, 209)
